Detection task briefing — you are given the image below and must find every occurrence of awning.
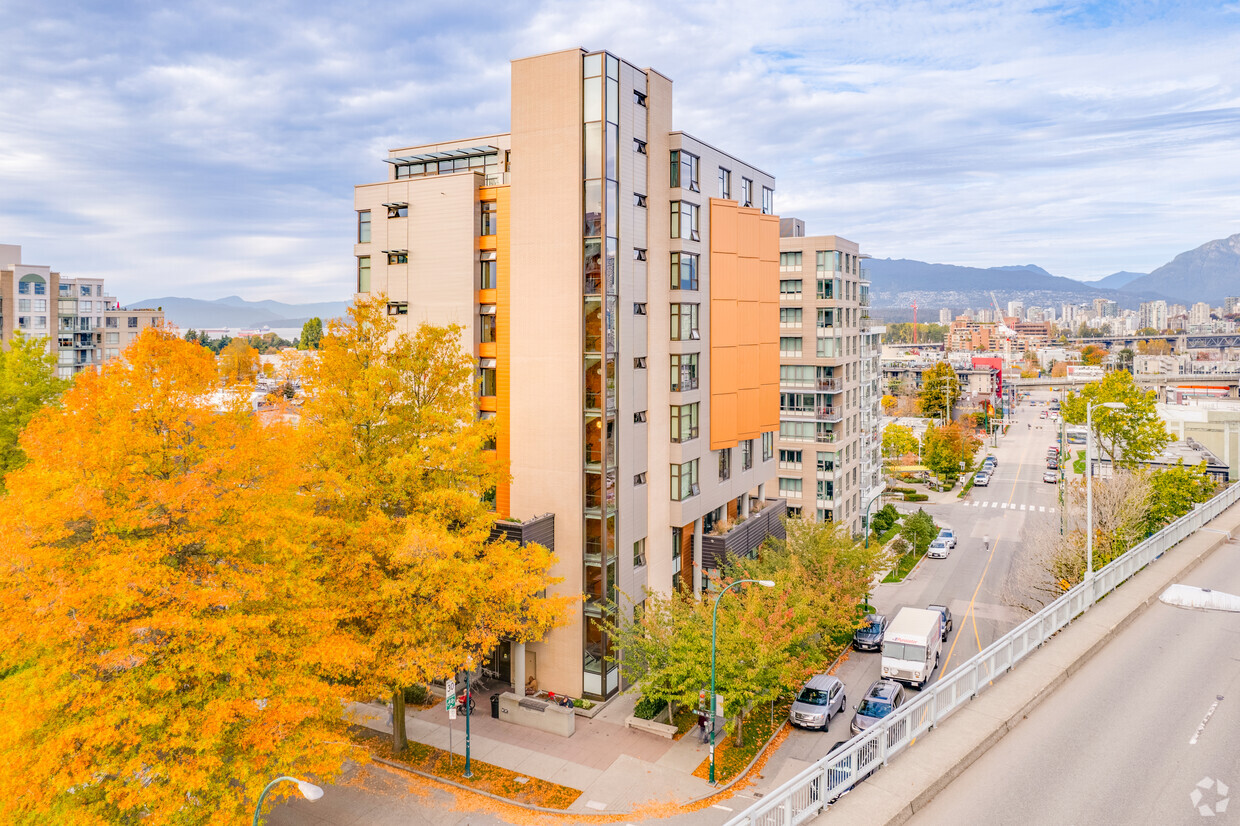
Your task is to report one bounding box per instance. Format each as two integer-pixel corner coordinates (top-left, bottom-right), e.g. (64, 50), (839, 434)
(385, 146), (499, 164)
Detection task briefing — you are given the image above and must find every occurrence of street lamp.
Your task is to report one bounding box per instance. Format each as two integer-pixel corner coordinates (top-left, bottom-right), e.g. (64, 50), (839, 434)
(252, 776), (323, 826)
(709, 578), (775, 784)
(1085, 401), (1127, 581)
(863, 489), (885, 549)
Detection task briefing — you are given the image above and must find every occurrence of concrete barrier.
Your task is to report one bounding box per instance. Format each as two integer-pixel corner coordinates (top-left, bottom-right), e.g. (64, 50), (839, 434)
(497, 692), (574, 737)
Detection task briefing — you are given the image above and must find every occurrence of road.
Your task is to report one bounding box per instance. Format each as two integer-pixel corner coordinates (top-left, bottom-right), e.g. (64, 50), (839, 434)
(908, 537), (1240, 826)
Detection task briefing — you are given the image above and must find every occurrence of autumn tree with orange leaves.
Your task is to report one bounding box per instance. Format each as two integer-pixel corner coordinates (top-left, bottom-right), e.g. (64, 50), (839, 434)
(0, 329), (355, 825)
(301, 295), (572, 753)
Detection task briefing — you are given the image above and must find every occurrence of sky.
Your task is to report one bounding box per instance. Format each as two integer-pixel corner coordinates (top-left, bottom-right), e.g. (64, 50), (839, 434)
(2, 0), (1239, 303)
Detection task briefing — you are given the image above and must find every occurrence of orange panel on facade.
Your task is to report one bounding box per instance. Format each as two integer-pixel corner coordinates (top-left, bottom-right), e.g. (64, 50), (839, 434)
(738, 301), (759, 346)
(712, 344), (738, 395)
(758, 215), (780, 263)
(713, 393), (738, 446)
(494, 186), (512, 518)
(477, 288), (497, 304)
(712, 298), (738, 349)
(738, 387), (760, 439)
(712, 200), (738, 254)
(480, 342), (497, 359)
(738, 256), (760, 303)
(712, 249), (737, 301)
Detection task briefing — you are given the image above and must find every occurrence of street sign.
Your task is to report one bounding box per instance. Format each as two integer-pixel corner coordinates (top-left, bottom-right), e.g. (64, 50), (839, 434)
(446, 679), (457, 720)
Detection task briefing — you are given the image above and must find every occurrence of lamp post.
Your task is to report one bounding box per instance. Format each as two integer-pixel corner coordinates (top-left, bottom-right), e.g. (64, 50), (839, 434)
(1085, 401), (1127, 581)
(863, 489), (885, 549)
(709, 578), (775, 784)
(252, 776), (323, 826)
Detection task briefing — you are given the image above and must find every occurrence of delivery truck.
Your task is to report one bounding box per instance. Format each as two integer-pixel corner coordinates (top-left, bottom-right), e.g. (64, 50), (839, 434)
(880, 607), (943, 689)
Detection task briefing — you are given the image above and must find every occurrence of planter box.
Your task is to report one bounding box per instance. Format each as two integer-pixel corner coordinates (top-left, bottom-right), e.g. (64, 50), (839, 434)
(701, 499), (787, 571)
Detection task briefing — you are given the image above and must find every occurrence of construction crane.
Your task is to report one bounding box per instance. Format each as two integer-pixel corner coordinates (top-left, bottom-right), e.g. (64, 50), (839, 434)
(989, 291), (1016, 337)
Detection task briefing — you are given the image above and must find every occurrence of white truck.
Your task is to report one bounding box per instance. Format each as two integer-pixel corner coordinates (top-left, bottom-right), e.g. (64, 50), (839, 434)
(881, 607), (943, 689)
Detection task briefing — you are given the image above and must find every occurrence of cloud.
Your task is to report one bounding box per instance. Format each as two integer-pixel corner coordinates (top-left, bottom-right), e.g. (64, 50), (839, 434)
(1, 0), (1238, 300)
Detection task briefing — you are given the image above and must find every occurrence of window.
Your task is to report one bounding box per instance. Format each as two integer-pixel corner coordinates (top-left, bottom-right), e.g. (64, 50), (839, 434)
(633, 90), (647, 106)
(634, 193), (647, 207)
(780, 279), (802, 299)
(634, 138), (647, 154)
(634, 356), (647, 369)
(817, 308), (835, 328)
(18, 299), (29, 312)
(670, 201), (700, 241)
(718, 167), (731, 199)
(781, 421), (814, 441)
(634, 302), (647, 315)
(105, 317), (118, 329)
(479, 367), (497, 397)
(357, 256), (371, 293)
(634, 472), (647, 486)
(763, 432), (774, 461)
(479, 259), (497, 289)
(387, 302), (409, 315)
(779, 251), (802, 271)
(671, 252), (699, 290)
(671, 352), (699, 391)
(633, 538), (647, 568)
(480, 313), (496, 343)
(358, 210), (371, 243)
(78, 300), (89, 312)
(387, 203), (408, 218)
(762, 186), (774, 215)
(127, 316), (138, 328)
(741, 177), (754, 207)
(387, 251), (407, 265)
(779, 449), (803, 469)
(670, 150), (699, 191)
(817, 277), (836, 300)
(480, 201), (498, 235)
(634, 411), (647, 423)
(780, 336), (802, 357)
(80, 285), (91, 297)
(817, 452), (835, 472)
(817, 480), (834, 501)
(634, 248), (647, 261)
(671, 459), (700, 501)
(780, 307), (802, 327)
(742, 439), (753, 470)
(718, 448), (732, 481)
(33, 316), (46, 329)
(670, 303), (700, 341)
(671, 402), (700, 443)
(779, 477), (803, 498)
(105, 331), (119, 344)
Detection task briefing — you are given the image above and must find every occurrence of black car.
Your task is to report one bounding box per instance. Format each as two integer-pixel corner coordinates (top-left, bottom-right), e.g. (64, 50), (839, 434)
(1046, 457), (1059, 469)
(853, 613), (888, 652)
(927, 603), (953, 641)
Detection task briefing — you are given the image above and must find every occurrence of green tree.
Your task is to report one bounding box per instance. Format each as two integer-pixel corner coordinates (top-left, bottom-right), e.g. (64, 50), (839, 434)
(298, 317), (324, 350)
(1144, 461), (1217, 535)
(922, 421), (980, 480)
(1061, 371), (1172, 469)
(1080, 344), (1107, 366)
(882, 423), (919, 462)
(899, 508), (938, 554)
(918, 361), (960, 422)
(0, 332), (68, 489)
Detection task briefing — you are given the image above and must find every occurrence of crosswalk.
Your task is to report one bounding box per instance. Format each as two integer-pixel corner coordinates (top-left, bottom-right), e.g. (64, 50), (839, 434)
(964, 501), (1056, 513)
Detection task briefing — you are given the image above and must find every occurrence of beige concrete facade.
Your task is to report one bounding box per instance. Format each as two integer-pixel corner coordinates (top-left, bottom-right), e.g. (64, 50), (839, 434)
(1, 244), (162, 378)
(353, 49), (780, 700)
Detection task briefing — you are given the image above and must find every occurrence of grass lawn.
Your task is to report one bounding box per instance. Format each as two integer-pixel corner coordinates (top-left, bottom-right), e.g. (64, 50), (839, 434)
(882, 546), (927, 583)
(355, 727), (582, 809)
(692, 696), (794, 784)
(1072, 450), (1086, 475)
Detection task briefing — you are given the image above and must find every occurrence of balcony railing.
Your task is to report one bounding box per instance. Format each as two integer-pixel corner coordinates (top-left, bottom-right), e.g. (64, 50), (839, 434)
(700, 499), (788, 571)
(780, 406), (816, 420)
(817, 377), (842, 392)
(816, 406), (843, 422)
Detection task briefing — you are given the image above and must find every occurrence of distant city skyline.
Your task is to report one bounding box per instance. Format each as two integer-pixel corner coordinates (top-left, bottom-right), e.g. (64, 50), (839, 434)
(3, 1), (1239, 302)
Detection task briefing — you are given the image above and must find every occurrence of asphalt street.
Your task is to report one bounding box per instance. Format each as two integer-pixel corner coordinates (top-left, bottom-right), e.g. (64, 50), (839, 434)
(908, 536), (1240, 826)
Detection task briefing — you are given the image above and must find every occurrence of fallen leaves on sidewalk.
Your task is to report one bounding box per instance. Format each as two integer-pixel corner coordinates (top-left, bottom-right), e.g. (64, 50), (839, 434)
(692, 698), (793, 784)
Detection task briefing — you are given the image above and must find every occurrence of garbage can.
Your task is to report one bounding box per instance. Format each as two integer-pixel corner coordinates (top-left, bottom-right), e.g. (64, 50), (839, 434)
(490, 693), (500, 719)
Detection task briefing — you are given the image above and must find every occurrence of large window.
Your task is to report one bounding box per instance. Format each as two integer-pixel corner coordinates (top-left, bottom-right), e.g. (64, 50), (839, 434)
(671, 352), (699, 391)
(781, 364), (813, 385)
(779, 251), (802, 271)
(780, 308), (802, 327)
(718, 167), (731, 199)
(479, 366), (497, 397)
(670, 303), (700, 341)
(780, 279), (802, 299)
(779, 449), (803, 469)
(763, 431), (774, 460)
(762, 186), (774, 215)
(779, 477), (803, 498)
(741, 177), (753, 207)
(671, 459), (700, 501)
(780, 336), (802, 357)
(671, 252), (699, 290)
(670, 201), (700, 241)
(670, 150), (699, 191)
(481, 201), (498, 236)
(480, 313), (496, 344)
(670, 402), (699, 443)
(718, 448), (732, 481)
(780, 421), (814, 441)
(358, 210), (371, 243)
(479, 259), (497, 289)
(357, 256), (371, 293)
(817, 452), (835, 472)
(742, 439), (753, 470)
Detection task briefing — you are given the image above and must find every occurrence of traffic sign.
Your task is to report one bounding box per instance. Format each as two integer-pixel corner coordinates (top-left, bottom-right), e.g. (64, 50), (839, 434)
(446, 678), (457, 720)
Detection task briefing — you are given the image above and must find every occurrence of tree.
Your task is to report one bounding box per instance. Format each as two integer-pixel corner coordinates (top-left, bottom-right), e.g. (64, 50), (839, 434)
(218, 337), (261, 384)
(299, 295), (572, 753)
(880, 394), (898, 415)
(918, 361), (959, 422)
(882, 423), (919, 462)
(899, 508), (938, 554)
(1050, 361), (1069, 378)
(1144, 461), (1217, 535)
(298, 317), (324, 350)
(1061, 371), (1172, 469)
(1137, 338), (1172, 355)
(1117, 348), (1135, 371)
(922, 421), (979, 480)
(0, 328), (356, 824)
(1079, 344), (1107, 366)
(0, 331), (67, 489)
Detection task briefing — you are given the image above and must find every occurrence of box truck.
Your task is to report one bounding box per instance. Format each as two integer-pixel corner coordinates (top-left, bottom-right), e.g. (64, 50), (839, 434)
(881, 607), (943, 689)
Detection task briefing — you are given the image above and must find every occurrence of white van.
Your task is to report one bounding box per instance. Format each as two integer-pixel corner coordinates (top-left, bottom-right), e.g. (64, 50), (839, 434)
(881, 607), (943, 689)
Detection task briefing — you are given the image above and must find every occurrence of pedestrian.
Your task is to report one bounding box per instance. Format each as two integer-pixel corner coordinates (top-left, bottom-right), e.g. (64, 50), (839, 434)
(983, 534), (991, 552)
(697, 710), (709, 744)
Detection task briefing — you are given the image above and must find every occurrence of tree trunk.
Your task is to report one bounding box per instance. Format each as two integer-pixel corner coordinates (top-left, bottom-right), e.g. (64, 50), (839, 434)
(734, 710), (744, 747)
(392, 688), (408, 754)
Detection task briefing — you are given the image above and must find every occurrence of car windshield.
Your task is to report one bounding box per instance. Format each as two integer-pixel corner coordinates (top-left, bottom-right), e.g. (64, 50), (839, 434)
(796, 687), (830, 706)
(857, 698), (893, 718)
(858, 622), (879, 635)
(883, 642), (926, 662)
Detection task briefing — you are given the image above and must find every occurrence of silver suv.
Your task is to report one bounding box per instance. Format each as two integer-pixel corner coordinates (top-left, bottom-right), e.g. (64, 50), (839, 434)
(789, 674), (846, 731)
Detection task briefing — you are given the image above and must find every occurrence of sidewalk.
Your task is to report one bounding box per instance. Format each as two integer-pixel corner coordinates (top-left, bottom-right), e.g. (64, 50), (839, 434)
(346, 690), (717, 814)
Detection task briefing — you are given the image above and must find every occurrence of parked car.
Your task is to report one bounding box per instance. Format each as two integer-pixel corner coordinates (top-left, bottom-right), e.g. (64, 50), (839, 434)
(825, 738), (879, 804)
(1040, 410), (1048, 418)
(984, 455), (997, 467)
(1048, 445), (1060, 455)
(850, 679), (905, 734)
(974, 471), (991, 487)
(936, 528), (957, 548)
(1046, 457), (1059, 469)
(927, 539), (950, 559)
(1043, 470), (1058, 483)
(789, 674), (847, 731)
(927, 603), (953, 640)
(853, 614), (888, 652)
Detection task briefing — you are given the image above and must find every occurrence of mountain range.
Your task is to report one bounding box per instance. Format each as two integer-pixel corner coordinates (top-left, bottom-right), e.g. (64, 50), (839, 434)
(128, 295), (350, 331)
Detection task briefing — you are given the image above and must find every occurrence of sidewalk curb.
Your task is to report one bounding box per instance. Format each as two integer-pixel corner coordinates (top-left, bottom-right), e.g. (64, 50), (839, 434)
(369, 755), (582, 815)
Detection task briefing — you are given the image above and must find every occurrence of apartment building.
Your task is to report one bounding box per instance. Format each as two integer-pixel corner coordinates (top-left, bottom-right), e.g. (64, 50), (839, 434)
(353, 48), (782, 701)
(0, 244), (162, 379)
(773, 229), (876, 532)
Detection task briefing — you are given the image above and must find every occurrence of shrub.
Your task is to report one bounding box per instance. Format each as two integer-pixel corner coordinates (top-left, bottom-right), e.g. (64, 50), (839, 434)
(633, 696), (668, 720)
(403, 684), (431, 706)
(573, 698), (594, 710)
(880, 504), (899, 522)
(887, 486), (915, 495)
(904, 493), (928, 502)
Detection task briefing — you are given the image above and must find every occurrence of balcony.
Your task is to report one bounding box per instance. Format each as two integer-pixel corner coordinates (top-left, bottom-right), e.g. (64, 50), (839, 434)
(817, 467), (834, 481)
(780, 406), (816, 421)
(817, 377), (842, 392)
(816, 406), (843, 423)
(701, 499), (787, 571)
(490, 513), (555, 551)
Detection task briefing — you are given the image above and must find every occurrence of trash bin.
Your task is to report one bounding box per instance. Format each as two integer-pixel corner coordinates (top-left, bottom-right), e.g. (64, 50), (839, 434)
(490, 693), (500, 719)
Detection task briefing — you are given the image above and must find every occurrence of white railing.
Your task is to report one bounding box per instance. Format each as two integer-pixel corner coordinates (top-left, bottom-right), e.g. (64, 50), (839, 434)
(724, 480), (1240, 826)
